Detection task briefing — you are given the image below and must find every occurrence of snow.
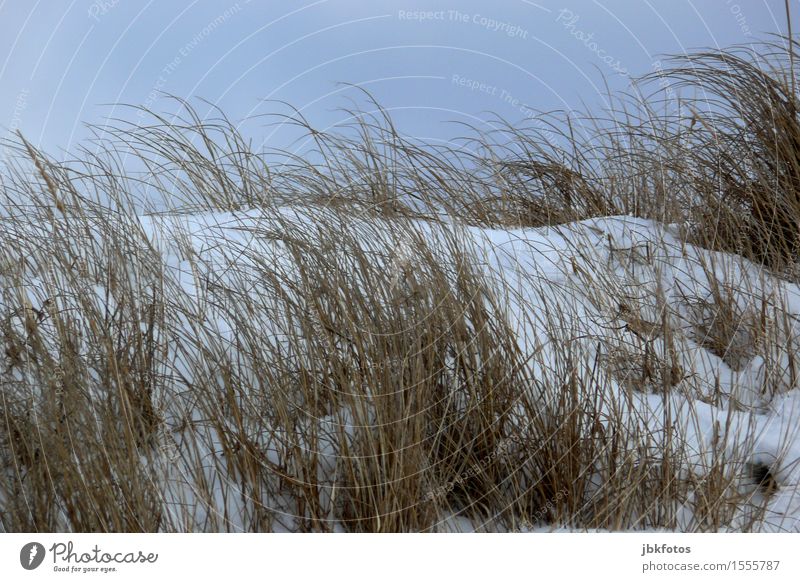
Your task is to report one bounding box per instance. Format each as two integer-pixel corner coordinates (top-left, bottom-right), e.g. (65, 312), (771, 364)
(5, 205), (800, 531)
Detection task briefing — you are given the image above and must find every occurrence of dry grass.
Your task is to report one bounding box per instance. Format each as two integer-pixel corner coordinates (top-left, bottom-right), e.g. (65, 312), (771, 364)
(2, 38), (800, 532)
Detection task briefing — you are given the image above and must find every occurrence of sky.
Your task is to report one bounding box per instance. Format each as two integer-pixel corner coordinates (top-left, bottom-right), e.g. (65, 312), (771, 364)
(0, 0), (792, 162)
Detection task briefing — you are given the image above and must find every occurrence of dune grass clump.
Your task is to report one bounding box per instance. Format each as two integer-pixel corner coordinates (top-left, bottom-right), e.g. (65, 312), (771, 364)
(2, 38), (800, 532)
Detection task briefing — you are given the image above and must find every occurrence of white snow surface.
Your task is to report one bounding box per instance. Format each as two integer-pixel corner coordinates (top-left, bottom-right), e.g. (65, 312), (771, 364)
(5, 206), (800, 531)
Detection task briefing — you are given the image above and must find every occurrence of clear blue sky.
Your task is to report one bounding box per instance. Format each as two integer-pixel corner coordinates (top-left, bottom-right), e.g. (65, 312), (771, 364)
(0, 0), (792, 161)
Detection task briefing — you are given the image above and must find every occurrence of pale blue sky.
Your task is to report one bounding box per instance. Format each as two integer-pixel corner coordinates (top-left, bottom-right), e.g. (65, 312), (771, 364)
(0, 0), (791, 161)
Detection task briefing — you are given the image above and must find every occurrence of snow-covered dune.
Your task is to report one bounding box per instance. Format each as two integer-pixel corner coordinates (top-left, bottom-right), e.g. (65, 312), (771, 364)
(3, 206), (800, 531)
